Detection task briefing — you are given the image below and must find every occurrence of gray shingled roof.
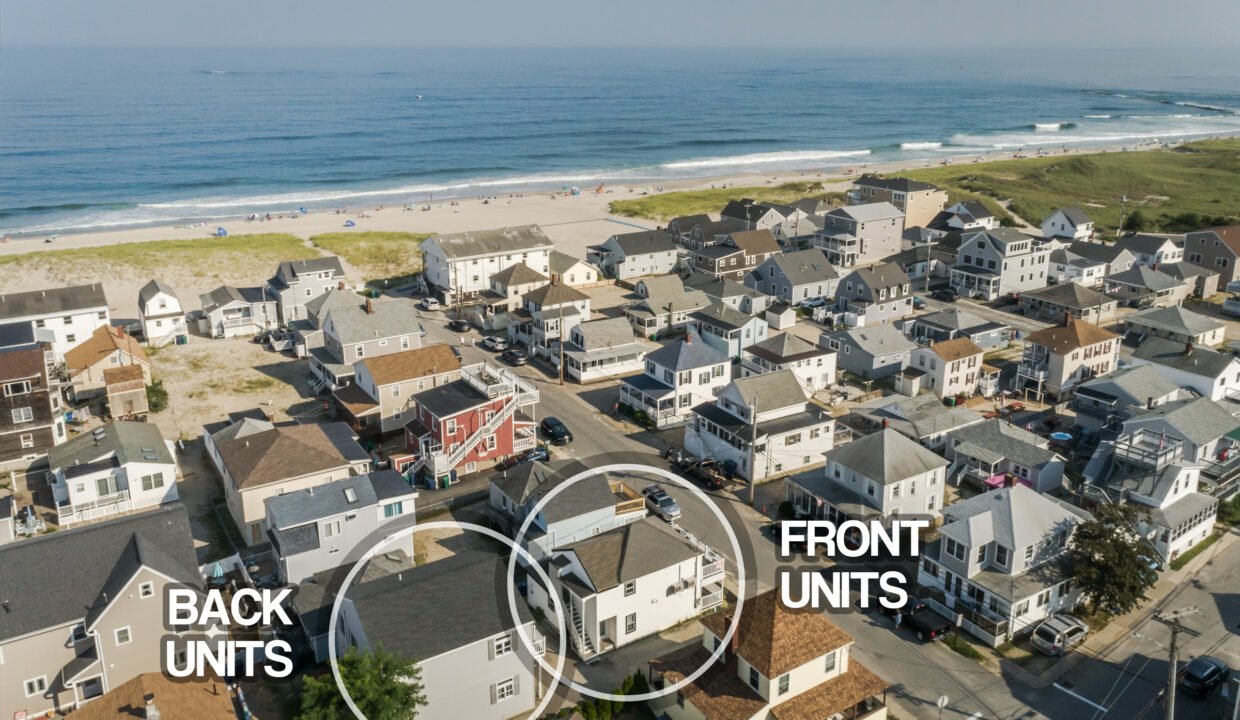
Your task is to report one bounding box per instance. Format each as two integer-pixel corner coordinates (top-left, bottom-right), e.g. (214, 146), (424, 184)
(834, 324), (916, 357)
(1107, 265), (1185, 293)
(572, 317), (639, 351)
(1057, 207), (1092, 227)
(49, 421), (173, 471)
(1132, 336), (1237, 379)
(854, 176), (938, 193)
(1066, 240), (1127, 264)
(611, 229), (677, 256)
(490, 462), (617, 525)
(1126, 396), (1240, 445)
(490, 263), (548, 287)
(938, 484), (1091, 551)
(912, 307), (1007, 335)
(691, 302), (756, 331)
(523, 282), (589, 308)
(274, 257), (345, 285)
(827, 202), (903, 223)
(561, 517), (700, 592)
(769, 248), (837, 286)
(728, 370), (807, 413)
(948, 420), (1059, 471)
(549, 250), (593, 275)
(349, 551), (534, 661)
(1023, 281), (1112, 309)
(0, 284), (108, 320)
(645, 334), (726, 371)
(0, 505), (197, 641)
(138, 279), (179, 307)
(825, 429), (946, 485)
(430, 225), (551, 258)
(1115, 234), (1182, 256)
(319, 291), (423, 344)
(1076, 365), (1180, 408)
(1126, 305), (1223, 338)
(745, 333), (826, 364)
(267, 471), (410, 530)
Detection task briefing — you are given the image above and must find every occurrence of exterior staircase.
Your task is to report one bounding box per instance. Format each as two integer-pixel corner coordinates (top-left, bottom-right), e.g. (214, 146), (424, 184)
(567, 600), (596, 659)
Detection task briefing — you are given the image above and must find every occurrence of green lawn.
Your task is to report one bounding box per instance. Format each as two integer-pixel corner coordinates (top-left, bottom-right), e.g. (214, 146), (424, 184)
(0, 233), (318, 278)
(903, 138), (1240, 233)
(1169, 530), (1222, 571)
(608, 181), (849, 222)
(310, 231), (432, 282)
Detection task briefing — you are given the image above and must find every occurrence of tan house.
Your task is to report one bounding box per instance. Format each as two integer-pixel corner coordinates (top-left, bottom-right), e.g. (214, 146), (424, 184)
(910, 338), (988, 399)
(1016, 319), (1120, 401)
(333, 344), (463, 435)
(649, 589), (890, 720)
(0, 506), (199, 720)
(67, 672), (235, 720)
(849, 175), (948, 228)
(64, 326), (151, 401)
(103, 364), (149, 417)
(204, 418), (371, 545)
(549, 250), (602, 288)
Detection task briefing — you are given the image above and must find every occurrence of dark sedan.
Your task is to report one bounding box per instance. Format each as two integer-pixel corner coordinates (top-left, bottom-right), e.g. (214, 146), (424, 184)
(1179, 656), (1231, 698)
(500, 348), (528, 366)
(540, 416), (573, 445)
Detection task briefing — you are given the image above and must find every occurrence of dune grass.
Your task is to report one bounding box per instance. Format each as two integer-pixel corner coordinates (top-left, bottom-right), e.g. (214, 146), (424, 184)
(608, 181), (849, 222)
(310, 231), (432, 282)
(904, 138), (1240, 233)
(0, 233), (318, 278)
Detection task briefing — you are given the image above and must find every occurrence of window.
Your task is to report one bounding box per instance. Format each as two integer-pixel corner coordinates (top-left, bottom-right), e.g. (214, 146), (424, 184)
(115, 627), (132, 645)
(495, 678), (516, 701)
(63, 316), (73, 325)
(140, 473), (165, 491)
(976, 545), (986, 564)
(66, 334), (76, 343)
(20, 433), (33, 448)
(355, 346), (364, 359)
(323, 520), (342, 538)
(3, 380), (31, 396)
(748, 666), (760, 691)
(384, 501), (404, 518)
(784, 433), (801, 446)
(946, 538), (965, 561)
(1014, 600), (1029, 616)
(995, 545), (1009, 567)
(494, 634), (513, 657)
(11, 407), (33, 423)
(824, 650), (837, 672)
(139, 581), (155, 598)
(623, 580), (636, 597)
(625, 613), (637, 634)
(71, 622), (87, 643)
(778, 674), (790, 695)
(24, 676), (47, 697)
(1024, 545), (1035, 562)
(305, 288), (313, 297)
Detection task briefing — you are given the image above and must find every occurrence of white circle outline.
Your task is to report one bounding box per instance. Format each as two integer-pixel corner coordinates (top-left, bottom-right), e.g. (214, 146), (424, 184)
(327, 520), (568, 720)
(507, 462), (746, 702)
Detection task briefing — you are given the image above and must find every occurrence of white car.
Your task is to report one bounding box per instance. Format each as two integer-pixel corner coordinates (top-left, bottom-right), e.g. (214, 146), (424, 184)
(481, 336), (510, 351)
(419, 297), (441, 311)
(797, 296), (827, 309)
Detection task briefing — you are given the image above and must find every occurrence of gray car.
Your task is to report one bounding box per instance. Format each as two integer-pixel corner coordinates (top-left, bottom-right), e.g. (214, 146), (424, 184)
(1030, 614), (1089, 656)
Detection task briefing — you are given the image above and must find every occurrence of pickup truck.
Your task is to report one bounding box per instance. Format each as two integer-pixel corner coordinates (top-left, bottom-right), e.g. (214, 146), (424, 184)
(902, 606), (954, 641)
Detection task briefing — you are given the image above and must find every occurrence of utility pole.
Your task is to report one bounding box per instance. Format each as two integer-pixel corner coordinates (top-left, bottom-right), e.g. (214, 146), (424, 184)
(1153, 606), (1200, 720)
(748, 393), (759, 506)
(557, 300), (565, 386)
(1117, 194), (1128, 240)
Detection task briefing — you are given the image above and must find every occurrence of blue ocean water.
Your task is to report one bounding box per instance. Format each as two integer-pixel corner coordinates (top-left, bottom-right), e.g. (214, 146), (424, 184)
(3, 46), (1240, 235)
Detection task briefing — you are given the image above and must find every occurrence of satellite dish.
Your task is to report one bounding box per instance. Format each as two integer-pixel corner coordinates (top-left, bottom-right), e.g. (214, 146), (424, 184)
(937, 695), (950, 710)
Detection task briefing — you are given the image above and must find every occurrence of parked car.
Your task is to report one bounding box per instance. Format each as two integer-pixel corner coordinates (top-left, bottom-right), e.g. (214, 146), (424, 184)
(683, 459), (727, 490)
(419, 297), (441, 311)
(1179, 656), (1232, 698)
(912, 296), (927, 310)
(797, 296), (827, 309)
(877, 596), (927, 619)
(496, 445), (550, 470)
(482, 336), (510, 351)
(766, 520), (808, 554)
(1030, 614), (1089, 656)
(539, 416), (573, 445)
(500, 348), (528, 366)
(930, 288), (959, 302)
(447, 319), (471, 333)
(642, 485), (683, 522)
(903, 607), (954, 641)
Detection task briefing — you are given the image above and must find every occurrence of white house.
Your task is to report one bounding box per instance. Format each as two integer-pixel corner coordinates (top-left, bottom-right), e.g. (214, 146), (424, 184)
(684, 370), (835, 482)
(786, 428), (947, 522)
(950, 228), (1051, 301)
(1114, 234), (1184, 268)
(527, 517), (725, 660)
(46, 421), (179, 527)
(909, 338), (989, 399)
(691, 302), (769, 361)
(136, 280), (187, 347)
(587, 230), (679, 280)
(648, 589), (890, 720)
(559, 317), (651, 384)
(618, 333), (729, 429)
(422, 225), (554, 305)
(741, 332), (837, 394)
(0, 284), (110, 359)
(1041, 207), (1094, 241)
(266, 257), (347, 324)
(918, 485), (1092, 646)
(945, 420), (1066, 494)
(1129, 335), (1240, 402)
(935, 200), (999, 232)
(548, 250), (601, 288)
(1123, 305), (1226, 347)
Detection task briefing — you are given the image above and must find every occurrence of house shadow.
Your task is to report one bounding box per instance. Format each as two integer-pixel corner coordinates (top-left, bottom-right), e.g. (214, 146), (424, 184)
(251, 358), (316, 399)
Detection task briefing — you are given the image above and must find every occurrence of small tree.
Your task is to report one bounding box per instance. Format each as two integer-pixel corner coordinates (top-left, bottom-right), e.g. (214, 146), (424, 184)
(1067, 503), (1159, 616)
(297, 646), (426, 720)
(146, 379), (169, 413)
(1123, 209), (1148, 234)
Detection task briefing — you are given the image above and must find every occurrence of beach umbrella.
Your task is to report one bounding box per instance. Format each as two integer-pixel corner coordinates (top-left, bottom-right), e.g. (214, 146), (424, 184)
(215, 227), (228, 237)
(212, 562), (225, 579)
(344, 220), (356, 228)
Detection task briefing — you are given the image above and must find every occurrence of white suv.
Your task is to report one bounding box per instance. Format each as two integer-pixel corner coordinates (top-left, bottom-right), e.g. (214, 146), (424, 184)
(1030, 614), (1088, 656)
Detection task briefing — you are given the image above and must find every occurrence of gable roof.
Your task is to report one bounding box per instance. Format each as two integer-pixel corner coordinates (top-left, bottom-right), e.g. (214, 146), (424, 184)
(1115, 233), (1182, 255)
(1065, 240), (1129, 264)
(0, 283), (108, 320)
(349, 550), (534, 661)
(562, 517), (700, 592)
(0, 504), (197, 642)
(768, 248), (838, 286)
(319, 291), (424, 344)
(1106, 265), (1185, 293)
(646, 334), (727, 371)
(549, 250), (593, 275)
(429, 225), (551, 258)
(490, 263), (548, 287)
(911, 307), (1007, 335)
(953, 200), (993, 220)
(1076, 365), (1181, 408)
(938, 484), (1090, 552)
(275, 256), (345, 283)
(267, 471), (410, 530)
(825, 428), (947, 484)
(490, 462), (619, 525)
(1126, 305), (1224, 338)
(728, 370), (807, 413)
(700, 589), (852, 677)
(64, 325), (150, 376)
(1132, 335), (1237, 378)
(1187, 225), (1240, 255)
(571, 317), (639, 350)
(833, 324), (916, 357)
(927, 337), (983, 362)
(691, 302), (757, 331)
(1022, 281), (1113, 309)
(523, 282), (590, 308)
(827, 202), (903, 223)
(1126, 396), (1240, 445)
(1051, 207), (1092, 227)
(610, 229), (677, 256)
(845, 262), (909, 291)
(211, 421), (366, 489)
(49, 420), (172, 471)
(360, 344), (460, 386)
(853, 175), (938, 193)
(948, 419), (1059, 471)
(727, 229), (781, 255)
(1025, 319), (1118, 354)
(69, 672), (235, 720)
(138, 279), (179, 306)
(721, 199), (777, 224)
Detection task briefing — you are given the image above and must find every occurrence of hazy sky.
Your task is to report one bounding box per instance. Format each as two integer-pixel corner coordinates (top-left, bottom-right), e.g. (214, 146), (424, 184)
(2, 0), (1238, 49)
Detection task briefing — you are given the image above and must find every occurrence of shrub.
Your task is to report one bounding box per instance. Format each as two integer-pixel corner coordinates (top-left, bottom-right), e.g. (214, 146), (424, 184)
(146, 379), (169, 413)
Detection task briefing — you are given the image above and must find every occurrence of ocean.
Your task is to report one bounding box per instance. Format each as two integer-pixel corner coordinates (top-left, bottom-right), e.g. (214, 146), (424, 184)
(3, 46), (1240, 236)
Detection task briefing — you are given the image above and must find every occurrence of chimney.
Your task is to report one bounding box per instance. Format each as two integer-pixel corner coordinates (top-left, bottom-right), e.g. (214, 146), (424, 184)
(1184, 340), (1194, 356)
(882, 418), (889, 429)
(365, 299), (374, 315)
(1063, 311), (1071, 326)
(1147, 396), (1155, 410)
(338, 280), (346, 290)
(143, 693), (161, 720)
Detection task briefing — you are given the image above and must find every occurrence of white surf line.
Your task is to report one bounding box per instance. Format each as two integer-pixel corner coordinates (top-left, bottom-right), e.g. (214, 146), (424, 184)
(1053, 683), (1109, 713)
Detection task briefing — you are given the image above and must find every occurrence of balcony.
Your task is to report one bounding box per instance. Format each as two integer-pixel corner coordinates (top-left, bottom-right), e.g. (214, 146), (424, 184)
(1113, 430), (1184, 469)
(461, 362), (539, 405)
(700, 581), (724, 610)
(610, 480), (646, 516)
(701, 557), (725, 581)
(56, 489), (171, 527)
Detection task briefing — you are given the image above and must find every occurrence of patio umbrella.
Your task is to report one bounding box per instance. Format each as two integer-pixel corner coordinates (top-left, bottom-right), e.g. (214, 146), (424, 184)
(212, 562), (225, 579)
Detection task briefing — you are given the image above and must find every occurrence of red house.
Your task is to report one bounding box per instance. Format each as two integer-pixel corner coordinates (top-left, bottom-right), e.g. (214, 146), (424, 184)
(402, 362), (539, 486)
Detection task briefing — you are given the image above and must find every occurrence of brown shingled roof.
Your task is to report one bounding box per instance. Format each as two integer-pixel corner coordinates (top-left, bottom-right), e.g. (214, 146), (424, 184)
(215, 423), (360, 489)
(770, 661), (889, 720)
(651, 646), (768, 720)
(1025, 318), (1118, 354)
(68, 672), (234, 720)
(360, 344), (461, 386)
(64, 325), (149, 377)
(700, 589), (853, 677)
(729, 229), (781, 255)
(929, 337), (983, 362)
(102, 364), (145, 385)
